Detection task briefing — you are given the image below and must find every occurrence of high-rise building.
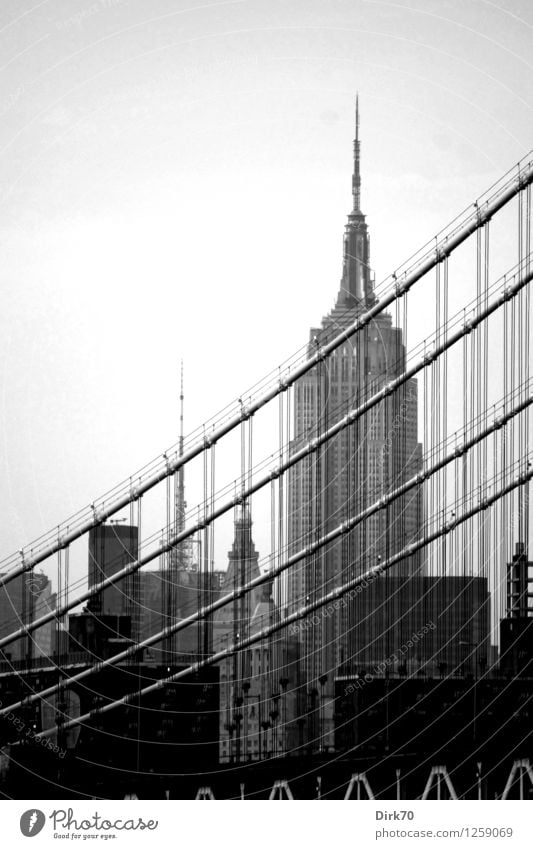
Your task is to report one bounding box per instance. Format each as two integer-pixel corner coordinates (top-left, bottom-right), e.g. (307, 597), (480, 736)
(0, 571), (56, 664)
(86, 521), (208, 663)
(287, 100), (423, 750)
(87, 522), (139, 619)
(334, 574), (491, 680)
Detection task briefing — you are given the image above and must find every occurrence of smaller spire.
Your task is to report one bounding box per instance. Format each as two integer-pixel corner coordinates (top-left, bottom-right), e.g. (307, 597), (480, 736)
(173, 360), (187, 566)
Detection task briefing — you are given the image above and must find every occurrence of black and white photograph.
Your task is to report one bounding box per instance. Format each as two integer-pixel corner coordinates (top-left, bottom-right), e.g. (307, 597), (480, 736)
(0, 0), (532, 843)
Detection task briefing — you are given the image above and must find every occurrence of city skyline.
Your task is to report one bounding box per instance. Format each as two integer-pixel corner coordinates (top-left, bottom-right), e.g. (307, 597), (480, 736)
(0, 0), (532, 811)
(0, 1), (531, 582)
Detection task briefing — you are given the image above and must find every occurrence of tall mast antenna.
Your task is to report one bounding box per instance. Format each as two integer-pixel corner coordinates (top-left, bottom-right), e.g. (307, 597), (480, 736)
(178, 360), (185, 537)
(352, 92), (361, 213)
(173, 361), (186, 569)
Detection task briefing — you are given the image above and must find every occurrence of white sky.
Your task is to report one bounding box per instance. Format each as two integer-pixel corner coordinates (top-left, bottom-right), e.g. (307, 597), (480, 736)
(0, 0), (532, 586)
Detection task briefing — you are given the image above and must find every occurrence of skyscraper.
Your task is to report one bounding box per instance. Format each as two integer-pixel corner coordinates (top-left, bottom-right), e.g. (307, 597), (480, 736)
(0, 571), (56, 663)
(287, 99), (423, 750)
(87, 522), (139, 620)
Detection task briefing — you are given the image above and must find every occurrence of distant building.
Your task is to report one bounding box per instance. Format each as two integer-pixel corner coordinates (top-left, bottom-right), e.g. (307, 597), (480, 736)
(86, 522), (209, 663)
(68, 612), (132, 659)
(214, 508), (300, 762)
(139, 567), (203, 664)
(87, 522), (139, 622)
(500, 542), (533, 677)
(334, 574), (491, 681)
(335, 675), (533, 771)
(287, 101), (423, 750)
(0, 572), (55, 663)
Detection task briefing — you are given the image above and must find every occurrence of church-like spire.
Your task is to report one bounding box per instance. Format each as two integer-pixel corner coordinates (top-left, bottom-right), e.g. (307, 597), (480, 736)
(337, 95), (375, 309)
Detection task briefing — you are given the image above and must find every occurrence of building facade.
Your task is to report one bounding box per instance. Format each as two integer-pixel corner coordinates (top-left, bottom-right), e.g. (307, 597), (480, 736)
(87, 522), (139, 621)
(215, 508), (299, 763)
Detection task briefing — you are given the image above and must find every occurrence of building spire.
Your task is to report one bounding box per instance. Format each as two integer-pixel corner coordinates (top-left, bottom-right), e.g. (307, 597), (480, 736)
(352, 93), (361, 213)
(337, 95), (375, 309)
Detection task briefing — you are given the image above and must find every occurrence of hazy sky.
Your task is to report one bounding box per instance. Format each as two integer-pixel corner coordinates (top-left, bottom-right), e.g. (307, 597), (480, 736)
(0, 0), (532, 575)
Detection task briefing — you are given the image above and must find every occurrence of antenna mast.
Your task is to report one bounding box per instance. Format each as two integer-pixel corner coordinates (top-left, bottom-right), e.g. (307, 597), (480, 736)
(173, 361), (187, 568)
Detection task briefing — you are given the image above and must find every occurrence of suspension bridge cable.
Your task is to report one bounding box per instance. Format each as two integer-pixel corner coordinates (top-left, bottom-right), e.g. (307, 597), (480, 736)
(30, 465), (533, 740)
(2, 158), (533, 591)
(0, 259), (531, 652)
(1, 387), (530, 717)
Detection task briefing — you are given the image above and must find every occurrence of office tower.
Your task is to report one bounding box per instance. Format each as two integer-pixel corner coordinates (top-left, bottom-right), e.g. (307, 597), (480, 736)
(87, 522), (139, 618)
(0, 571), (55, 663)
(287, 100), (423, 750)
(334, 574), (491, 679)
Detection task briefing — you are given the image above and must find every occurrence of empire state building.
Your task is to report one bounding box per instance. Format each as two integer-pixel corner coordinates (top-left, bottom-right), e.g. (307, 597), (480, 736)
(287, 99), (423, 749)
